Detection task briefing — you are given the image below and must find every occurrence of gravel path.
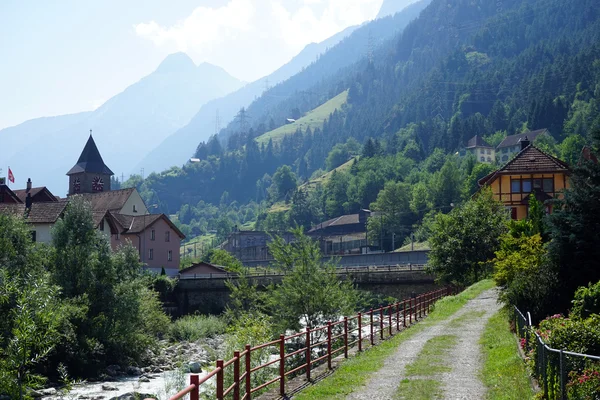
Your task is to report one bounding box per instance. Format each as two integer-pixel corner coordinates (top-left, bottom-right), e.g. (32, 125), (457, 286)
(346, 288), (499, 400)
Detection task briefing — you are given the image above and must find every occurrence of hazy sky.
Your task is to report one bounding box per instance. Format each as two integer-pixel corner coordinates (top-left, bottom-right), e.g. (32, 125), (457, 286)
(0, 0), (382, 131)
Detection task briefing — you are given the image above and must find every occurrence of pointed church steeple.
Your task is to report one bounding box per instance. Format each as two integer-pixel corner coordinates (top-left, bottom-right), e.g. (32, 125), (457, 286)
(67, 132), (113, 195)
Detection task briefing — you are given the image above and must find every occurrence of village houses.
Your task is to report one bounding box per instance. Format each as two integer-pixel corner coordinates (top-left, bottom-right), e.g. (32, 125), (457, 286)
(0, 134), (184, 276)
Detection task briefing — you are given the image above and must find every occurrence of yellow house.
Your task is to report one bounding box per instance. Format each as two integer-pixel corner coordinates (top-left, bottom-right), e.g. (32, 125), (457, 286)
(478, 139), (570, 220)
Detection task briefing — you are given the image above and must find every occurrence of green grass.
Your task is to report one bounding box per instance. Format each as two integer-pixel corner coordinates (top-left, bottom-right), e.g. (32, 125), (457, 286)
(405, 335), (458, 376)
(480, 309), (534, 400)
(395, 241), (430, 252)
(448, 310), (486, 329)
(294, 280), (495, 399)
(168, 314), (227, 342)
(255, 90), (349, 146)
(396, 379), (443, 400)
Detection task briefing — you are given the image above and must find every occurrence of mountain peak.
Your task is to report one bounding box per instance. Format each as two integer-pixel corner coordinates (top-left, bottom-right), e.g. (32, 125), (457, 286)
(155, 52), (197, 74)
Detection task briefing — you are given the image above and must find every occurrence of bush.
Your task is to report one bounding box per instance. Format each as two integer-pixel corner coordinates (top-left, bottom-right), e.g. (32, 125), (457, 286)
(571, 280), (600, 320)
(567, 365), (600, 400)
(168, 315), (226, 342)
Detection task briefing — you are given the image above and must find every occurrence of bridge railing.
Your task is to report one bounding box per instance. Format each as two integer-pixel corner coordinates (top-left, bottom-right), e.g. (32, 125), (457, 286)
(178, 263), (427, 280)
(164, 286), (453, 400)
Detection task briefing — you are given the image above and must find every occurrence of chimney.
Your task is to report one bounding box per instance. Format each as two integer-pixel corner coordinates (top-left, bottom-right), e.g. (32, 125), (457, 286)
(25, 193), (32, 210)
(520, 135), (530, 151)
(26, 178), (32, 193)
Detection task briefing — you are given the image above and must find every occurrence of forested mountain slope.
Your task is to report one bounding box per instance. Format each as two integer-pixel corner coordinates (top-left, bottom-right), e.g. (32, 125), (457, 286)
(136, 0), (600, 245)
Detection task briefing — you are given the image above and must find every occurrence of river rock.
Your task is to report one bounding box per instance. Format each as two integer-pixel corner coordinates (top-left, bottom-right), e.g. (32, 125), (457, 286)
(106, 365), (120, 377)
(188, 362), (202, 373)
(29, 390), (43, 398)
(109, 393), (156, 400)
(102, 384), (118, 391)
(40, 388), (57, 396)
(138, 376), (150, 383)
(126, 366), (142, 376)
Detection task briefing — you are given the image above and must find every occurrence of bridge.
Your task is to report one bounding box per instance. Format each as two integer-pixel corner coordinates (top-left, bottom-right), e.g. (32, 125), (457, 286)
(175, 263), (438, 314)
(240, 249), (429, 268)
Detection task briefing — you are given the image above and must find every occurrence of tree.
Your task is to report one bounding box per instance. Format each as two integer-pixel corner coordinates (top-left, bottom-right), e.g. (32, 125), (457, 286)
(50, 196), (169, 376)
(0, 214), (65, 399)
(266, 229), (360, 331)
(559, 134), (586, 165)
(547, 130), (600, 313)
(269, 165), (297, 202)
(428, 189), (508, 285)
(368, 181), (414, 251)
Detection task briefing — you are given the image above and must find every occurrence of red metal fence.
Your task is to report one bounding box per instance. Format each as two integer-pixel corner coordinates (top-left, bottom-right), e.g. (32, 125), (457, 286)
(166, 287), (452, 400)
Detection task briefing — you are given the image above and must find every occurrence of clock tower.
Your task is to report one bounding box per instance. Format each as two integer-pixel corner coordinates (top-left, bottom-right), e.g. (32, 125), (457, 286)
(67, 132), (114, 195)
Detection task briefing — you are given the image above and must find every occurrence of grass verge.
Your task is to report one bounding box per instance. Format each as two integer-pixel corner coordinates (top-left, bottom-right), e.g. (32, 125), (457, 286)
(480, 309), (534, 400)
(405, 335), (457, 376)
(396, 378), (442, 400)
(294, 279), (495, 400)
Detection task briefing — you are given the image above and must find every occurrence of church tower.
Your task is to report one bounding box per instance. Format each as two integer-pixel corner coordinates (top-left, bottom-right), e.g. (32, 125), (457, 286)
(67, 133), (113, 195)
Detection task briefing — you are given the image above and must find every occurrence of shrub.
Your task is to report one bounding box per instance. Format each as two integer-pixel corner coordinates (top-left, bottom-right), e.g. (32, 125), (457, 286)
(168, 315), (226, 342)
(567, 366), (600, 400)
(571, 280), (600, 320)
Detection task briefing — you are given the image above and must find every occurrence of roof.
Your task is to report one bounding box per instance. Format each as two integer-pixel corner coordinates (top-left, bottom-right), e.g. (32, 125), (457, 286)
(479, 145), (569, 186)
(112, 212), (186, 239)
(0, 201), (68, 224)
(179, 262), (229, 275)
(78, 188), (135, 211)
(67, 135), (114, 176)
(496, 129), (548, 149)
(309, 214), (361, 233)
(0, 185), (23, 204)
(466, 135), (492, 149)
(13, 187), (57, 203)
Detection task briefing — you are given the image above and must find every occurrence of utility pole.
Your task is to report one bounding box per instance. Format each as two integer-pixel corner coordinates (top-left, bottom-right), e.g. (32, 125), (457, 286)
(392, 232), (395, 251)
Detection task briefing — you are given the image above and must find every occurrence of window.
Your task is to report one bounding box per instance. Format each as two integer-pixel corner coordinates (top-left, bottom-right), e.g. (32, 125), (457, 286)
(148, 248), (154, 260)
(502, 148), (508, 154)
(511, 207), (518, 220)
(522, 179), (532, 193)
(151, 229), (155, 241)
(487, 149), (491, 155)
(502, 155), (508, 162)
(480, 148), (485, 154)
(115, 232), (120, 240)
(533, 179), (542, 190)
(99, 219), (104, 231)
(168, 250), (173, 262)
(480, 156), (485, 162)
(31, 231), (37, 242)
(165, 231), (170, 242)
(543, 178), (554, 193)
(133, 204), (137, 213)
(487, 157), (492, 162)
(511, 179), (521, 193)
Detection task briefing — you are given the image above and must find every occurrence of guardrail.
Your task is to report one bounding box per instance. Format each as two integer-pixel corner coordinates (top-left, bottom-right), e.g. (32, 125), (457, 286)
(514, 306), (600, 400)
(162, 287), (452, 400)
(178, 264), (427, 280)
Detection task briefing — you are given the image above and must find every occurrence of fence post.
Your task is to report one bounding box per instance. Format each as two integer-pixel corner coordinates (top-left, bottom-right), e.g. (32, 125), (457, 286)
(403, 300), (407, 327)
(344, 317), (349, 358)
(560, 349), (565, 400)
(245, 344), (251, 400)
(327, 321), (332, 369)
(370, 309), (374, 346)
(233, 351), (240, 400)
(190, 374), (199, 400)
(419, 295), (423, 319)
(388, 306), (392, 336)
(358, 312), (363, 352)
(216, 359), (224, 400)
(396, 302), (400, 331)
(306, 326), (311, 381)
(379, 308), (384, 340)
(279, 334), (285, 396)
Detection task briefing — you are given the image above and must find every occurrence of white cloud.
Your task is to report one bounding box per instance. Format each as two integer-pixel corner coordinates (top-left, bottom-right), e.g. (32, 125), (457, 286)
(134, 0), (382, 81)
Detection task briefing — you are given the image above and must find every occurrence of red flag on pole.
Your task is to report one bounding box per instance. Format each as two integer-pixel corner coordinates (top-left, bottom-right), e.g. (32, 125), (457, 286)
(8, 168), (14, 183)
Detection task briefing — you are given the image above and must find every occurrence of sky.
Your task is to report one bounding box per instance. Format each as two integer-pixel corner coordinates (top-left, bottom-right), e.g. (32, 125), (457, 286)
(0, 0), (383, 131)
